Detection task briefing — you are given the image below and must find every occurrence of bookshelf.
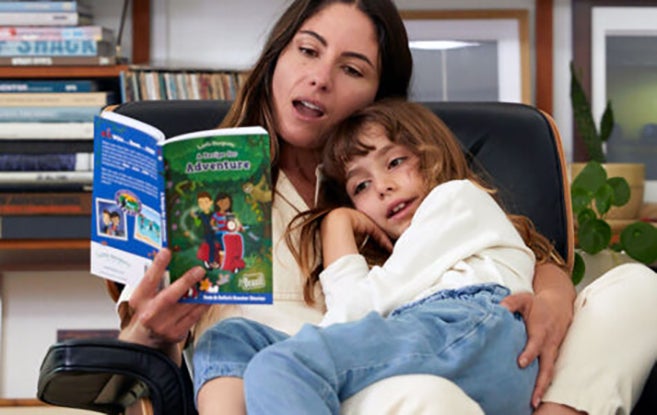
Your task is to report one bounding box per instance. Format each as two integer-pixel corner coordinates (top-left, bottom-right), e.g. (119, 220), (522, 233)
(0, 65), (127, 268)
(0, 66), (128, 79)
(0, 0), (150, 270)
(0, 240), (90, 271)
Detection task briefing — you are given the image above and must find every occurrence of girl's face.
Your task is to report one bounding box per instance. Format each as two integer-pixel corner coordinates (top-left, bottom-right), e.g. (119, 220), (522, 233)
(272, 3), (380, 150)
(216, 197), (231, 212)
(344, 123), (427, 240)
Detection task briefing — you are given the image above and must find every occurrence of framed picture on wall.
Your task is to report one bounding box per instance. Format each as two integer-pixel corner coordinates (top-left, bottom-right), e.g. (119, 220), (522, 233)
(400, 10), (530, 104)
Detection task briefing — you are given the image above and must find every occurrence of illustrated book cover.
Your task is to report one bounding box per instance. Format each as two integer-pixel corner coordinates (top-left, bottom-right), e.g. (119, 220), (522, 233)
(90, 111), (273, 304)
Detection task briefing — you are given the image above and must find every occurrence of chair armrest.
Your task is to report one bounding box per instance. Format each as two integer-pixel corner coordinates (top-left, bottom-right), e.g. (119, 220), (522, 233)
(38, 338), (197, 415)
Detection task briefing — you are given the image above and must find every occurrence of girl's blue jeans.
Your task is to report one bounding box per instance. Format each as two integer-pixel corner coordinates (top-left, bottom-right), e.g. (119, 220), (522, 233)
(193, 283), (537, 414)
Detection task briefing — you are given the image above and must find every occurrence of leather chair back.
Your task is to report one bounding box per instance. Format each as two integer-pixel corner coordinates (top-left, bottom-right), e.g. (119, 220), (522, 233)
(115, 100), (574, 265)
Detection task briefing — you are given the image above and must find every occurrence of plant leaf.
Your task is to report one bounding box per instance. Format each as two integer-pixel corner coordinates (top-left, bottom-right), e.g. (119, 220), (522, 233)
(572, 161), (607, 194)
(572, 252), (585, 285)
(571, 187), (592, 215)
(577, 218), (611, 254)
(577, 208), (597, 226)
(570, 62), (605, 162)
(593, 183), (614, 215)
(607, 176), (630, 207)
(599, 100), (615, 144)
(620, 222), (657, 264)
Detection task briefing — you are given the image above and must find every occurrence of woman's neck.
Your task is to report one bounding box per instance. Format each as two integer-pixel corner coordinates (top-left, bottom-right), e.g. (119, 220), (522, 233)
(278, 141), (320, 207)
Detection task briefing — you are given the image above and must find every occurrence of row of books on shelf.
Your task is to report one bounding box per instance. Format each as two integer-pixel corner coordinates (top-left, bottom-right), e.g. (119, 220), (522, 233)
(1, 2), (113, 231)
(0, 26), (117, 66)
(0, 0), (92, 26)
(0, 80), (117, 140)
(0, 1), (92, 15)
(0, 189), (91, 239)
(0, 71), (95, 239)
(0, 150), (93, 191)
(0, 67), (92, 237)
(0, 0), (118, 66)
(122, 67), (249, 102)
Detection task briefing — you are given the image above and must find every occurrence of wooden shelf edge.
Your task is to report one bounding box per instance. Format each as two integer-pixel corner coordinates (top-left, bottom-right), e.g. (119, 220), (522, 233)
(0, 398), (46, 407)
(0, 239), (90, 250)
(0, 240), (90, 271)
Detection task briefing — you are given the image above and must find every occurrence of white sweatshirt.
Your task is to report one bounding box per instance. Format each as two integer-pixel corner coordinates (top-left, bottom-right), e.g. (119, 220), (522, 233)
(319, 179), (535, 327)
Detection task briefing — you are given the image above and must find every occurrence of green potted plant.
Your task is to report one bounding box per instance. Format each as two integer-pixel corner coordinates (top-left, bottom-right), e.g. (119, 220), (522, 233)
(569, 62), (657, 284)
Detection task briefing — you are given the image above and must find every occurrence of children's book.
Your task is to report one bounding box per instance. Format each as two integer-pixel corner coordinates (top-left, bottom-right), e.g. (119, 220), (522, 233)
(90, 111), (273, 304)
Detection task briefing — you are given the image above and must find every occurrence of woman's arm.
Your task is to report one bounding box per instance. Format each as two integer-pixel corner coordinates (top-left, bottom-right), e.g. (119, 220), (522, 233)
(118, 248), (211, 365)
(500, 261), (576, 408)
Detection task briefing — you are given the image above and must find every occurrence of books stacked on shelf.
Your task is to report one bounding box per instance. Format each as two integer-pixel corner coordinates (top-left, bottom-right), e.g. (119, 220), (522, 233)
(0, 82), (116, 140)
(0, 150), (93, 191)
(0, 1), (118, 66)
(122, 66), (249, 102)
(0, 0), (92, 26)
(0, 151), (92, 240)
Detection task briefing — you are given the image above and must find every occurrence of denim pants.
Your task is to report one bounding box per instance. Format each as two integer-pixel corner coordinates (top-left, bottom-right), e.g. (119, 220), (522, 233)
(193, 283), (537, 414)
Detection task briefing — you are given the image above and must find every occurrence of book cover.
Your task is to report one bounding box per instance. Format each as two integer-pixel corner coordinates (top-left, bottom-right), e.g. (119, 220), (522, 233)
(0, 214), (89, 239)
(0, 55), (115, 66)
(0, 79), (98, 93)
(90, 111), (273, 304)
(0, 152), (92, 171)
(0, 139), (93, 155)
(0, 12), (91, 27)
(0, 122), (94, 139)
(0, 191), (91, 215)
(0, 106), (102, 122)
(0, 91), (112, 107)
(0, 2), (90, 14)
(0, 26), (111, 41)
(0, 170), (92, 186)
(0, 39), (114, 57)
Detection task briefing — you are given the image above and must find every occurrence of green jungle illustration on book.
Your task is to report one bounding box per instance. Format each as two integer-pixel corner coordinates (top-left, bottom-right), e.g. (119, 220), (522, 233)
(162, 133), (272, 302)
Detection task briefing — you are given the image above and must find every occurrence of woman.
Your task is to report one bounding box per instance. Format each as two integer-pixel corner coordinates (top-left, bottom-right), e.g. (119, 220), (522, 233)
(195, 99), (550, 414)
(117, 0), (657, 414)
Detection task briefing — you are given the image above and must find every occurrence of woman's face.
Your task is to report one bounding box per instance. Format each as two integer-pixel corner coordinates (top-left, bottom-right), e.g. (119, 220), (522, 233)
(272, 3), (380, 150)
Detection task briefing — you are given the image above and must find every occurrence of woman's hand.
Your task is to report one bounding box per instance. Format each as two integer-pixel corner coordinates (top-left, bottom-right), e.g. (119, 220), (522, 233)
(500, 262), (576, 409)
(118, 248), (211, 365)
(320, 207), (393, 266)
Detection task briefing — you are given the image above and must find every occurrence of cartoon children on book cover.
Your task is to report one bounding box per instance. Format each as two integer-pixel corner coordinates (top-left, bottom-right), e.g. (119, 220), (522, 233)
(162, 131), (273, 304)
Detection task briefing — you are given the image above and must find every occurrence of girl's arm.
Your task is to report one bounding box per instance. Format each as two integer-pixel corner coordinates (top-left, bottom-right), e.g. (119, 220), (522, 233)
(320, 207), (393, 266)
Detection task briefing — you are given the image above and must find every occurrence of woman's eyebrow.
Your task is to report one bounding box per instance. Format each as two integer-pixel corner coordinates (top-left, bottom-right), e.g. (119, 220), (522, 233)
(297, 29), (376, 69)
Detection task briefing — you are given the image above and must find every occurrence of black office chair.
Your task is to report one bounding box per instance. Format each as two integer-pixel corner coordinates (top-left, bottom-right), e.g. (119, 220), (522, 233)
(37, 100), (657, 414)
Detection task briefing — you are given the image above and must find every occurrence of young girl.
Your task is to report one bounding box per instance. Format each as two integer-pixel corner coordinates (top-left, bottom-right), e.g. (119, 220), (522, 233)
(193, 99), (566, 414)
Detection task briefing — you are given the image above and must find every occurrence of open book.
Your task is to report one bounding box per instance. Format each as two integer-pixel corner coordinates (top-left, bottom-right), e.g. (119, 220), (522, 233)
(90, 111), (273, 304)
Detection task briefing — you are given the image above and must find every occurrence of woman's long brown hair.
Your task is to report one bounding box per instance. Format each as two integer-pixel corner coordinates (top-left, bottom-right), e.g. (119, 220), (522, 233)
(287, 99), (566, 305)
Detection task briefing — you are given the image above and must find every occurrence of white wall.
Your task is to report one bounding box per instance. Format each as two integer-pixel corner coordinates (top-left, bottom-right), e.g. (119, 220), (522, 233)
(553, 0), (574, 163)
(0, 271), (118, 398)
(92, 1), (133, 63)
(150, 0), (286, 69)
(148, 0), (574, 160)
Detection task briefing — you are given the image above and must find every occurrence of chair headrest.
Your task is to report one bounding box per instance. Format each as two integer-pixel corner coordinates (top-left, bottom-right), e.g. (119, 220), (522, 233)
(114, 100), (570, 262)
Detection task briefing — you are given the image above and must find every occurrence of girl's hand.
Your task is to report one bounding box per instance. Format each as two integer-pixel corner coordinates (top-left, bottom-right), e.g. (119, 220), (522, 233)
(321, 207), (393, 266)
(500, 263), (575, 409)
(118, 248), (211, 364)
